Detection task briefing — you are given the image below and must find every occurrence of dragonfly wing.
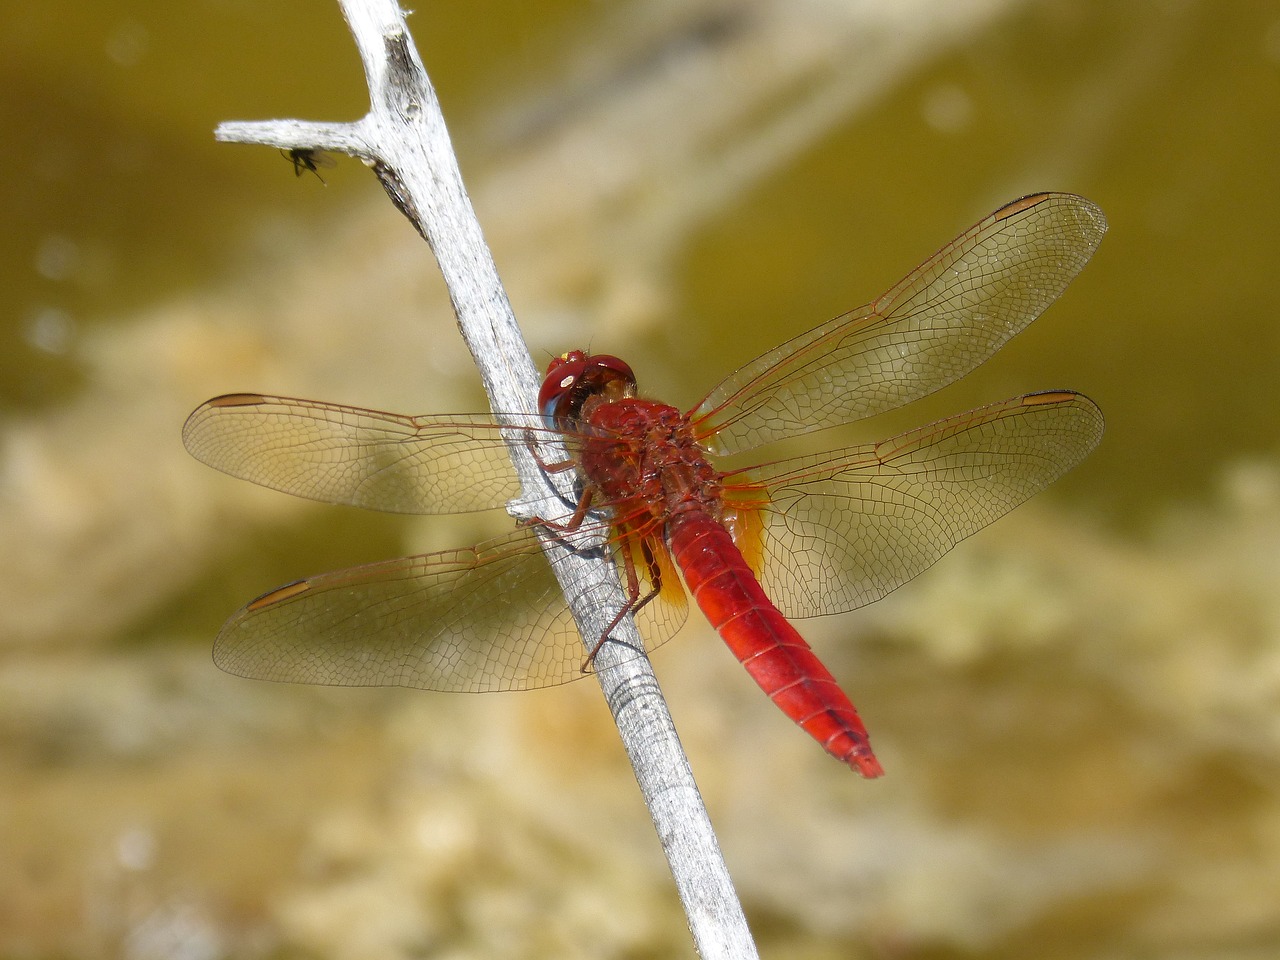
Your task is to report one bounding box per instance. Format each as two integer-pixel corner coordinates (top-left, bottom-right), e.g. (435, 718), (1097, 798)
(693, 194), (1107, 455)
(183, 393), (538, 514)
(724, 392), (1103, 618)
(213, 527), (689, 692)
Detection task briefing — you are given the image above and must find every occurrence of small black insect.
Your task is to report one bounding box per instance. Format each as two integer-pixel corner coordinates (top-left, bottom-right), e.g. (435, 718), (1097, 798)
(281, 148), (336, 184)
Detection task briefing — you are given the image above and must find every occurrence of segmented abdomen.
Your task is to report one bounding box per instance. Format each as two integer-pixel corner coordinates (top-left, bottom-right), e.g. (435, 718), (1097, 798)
(666, 511), (883, 778)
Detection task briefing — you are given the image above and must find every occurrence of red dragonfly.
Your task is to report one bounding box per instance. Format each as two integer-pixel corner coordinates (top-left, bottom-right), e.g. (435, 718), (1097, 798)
(184, 192), (1106, 778)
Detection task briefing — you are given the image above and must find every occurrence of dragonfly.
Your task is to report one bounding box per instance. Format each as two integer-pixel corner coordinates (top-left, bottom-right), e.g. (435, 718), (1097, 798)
(183, 192), (1106, 778)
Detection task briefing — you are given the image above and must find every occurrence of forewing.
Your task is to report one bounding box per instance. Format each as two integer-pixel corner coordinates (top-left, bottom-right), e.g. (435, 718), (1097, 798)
(213, 526), (688, 692)
(692, 194), (1107, 455)
(724, 392), (1103, 618)
(183, 393), (537, 514)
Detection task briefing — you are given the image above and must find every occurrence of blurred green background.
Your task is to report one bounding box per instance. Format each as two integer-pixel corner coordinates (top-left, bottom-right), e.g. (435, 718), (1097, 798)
(3, 1), (1279, 958)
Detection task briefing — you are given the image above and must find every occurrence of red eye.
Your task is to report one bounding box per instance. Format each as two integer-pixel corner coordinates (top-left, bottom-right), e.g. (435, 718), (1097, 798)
(538, 352), (637, 424)
(584, 354), (635, 383)
(539, 351), (588, 422)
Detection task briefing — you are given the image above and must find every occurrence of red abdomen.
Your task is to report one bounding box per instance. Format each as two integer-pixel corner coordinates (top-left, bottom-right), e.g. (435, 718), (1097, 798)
(666, 511), (883, 778)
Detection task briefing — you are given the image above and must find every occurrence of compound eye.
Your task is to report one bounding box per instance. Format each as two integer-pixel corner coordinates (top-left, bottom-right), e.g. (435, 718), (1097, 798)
(537, 351), (637, 425)
(584, 354), (635, 386)
(538, 352), (587, 422)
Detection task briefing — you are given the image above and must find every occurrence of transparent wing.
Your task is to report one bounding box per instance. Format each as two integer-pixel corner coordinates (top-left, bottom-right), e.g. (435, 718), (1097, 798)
(692, 193), (1107, 455)
(182, 393), (546, 514)
(722, 392), (1103, 618)
(212, 526), (688, 692)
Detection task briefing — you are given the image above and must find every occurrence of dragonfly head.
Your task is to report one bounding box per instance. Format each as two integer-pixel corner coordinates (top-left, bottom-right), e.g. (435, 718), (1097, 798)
(540, 351), (637, 426)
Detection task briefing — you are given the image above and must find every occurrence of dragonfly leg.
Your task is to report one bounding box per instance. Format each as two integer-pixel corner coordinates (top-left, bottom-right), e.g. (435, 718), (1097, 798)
(522, 429), (589, 515)
(523, 428), (576, 474)
(523, 487), (596, 539)
(581, 535), (664, 672)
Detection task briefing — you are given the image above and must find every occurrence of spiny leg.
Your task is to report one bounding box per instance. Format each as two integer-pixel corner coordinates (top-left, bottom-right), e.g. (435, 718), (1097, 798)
(581, 533), (665, 673)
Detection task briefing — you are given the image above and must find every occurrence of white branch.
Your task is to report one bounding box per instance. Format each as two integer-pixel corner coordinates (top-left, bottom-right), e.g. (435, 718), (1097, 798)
(216, 2), (756, 956)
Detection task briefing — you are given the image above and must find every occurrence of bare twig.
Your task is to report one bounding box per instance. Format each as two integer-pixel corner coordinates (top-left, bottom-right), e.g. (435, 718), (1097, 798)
(215, 1), (756, 956)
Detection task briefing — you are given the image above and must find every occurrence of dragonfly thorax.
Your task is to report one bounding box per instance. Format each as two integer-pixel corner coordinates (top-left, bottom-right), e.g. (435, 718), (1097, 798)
(579, 399), (725, 526)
